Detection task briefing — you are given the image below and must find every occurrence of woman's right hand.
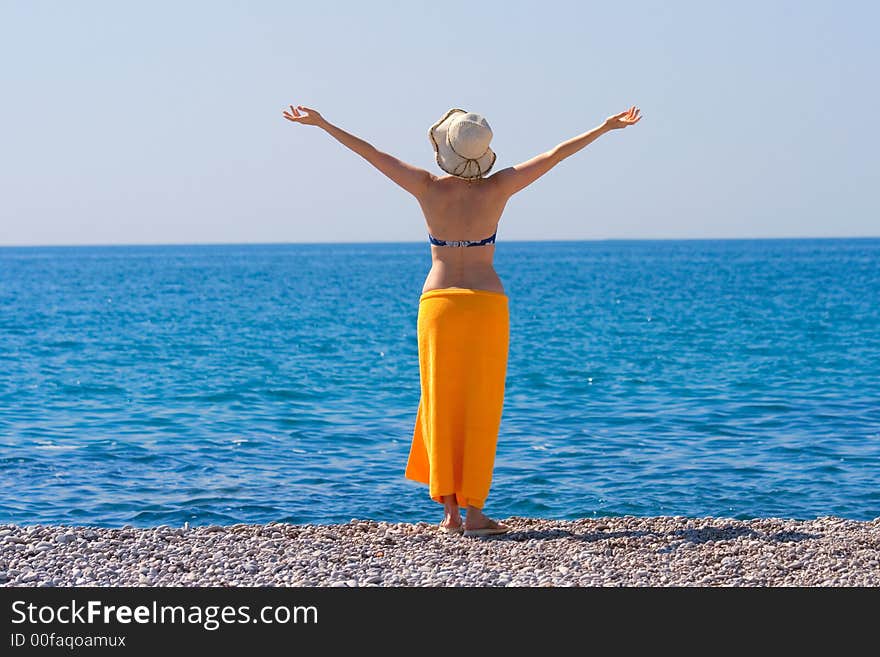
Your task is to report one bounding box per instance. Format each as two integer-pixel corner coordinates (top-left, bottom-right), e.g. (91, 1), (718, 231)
(603, 106), (642, 130)
(282, 104), (327, 128)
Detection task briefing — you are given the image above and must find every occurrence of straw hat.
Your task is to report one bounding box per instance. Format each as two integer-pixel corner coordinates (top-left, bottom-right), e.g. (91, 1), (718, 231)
(428, 108), (496, 179)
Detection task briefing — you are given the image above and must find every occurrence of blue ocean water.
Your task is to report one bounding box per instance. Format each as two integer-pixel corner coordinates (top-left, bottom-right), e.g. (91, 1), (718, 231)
(1, 238), (879, 527)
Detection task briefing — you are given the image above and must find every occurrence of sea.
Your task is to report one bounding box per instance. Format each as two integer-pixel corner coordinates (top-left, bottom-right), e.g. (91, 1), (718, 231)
(1, 238), (878, 526)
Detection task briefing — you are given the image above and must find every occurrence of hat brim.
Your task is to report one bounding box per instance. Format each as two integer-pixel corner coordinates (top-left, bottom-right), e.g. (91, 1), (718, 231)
(429, 108), (496, 179)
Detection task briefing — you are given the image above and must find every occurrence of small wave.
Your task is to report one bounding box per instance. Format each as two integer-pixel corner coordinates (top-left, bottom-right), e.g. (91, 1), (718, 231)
(33, 443), (83, 451)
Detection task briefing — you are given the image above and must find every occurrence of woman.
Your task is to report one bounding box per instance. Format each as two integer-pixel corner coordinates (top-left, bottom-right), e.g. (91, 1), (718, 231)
(283, 103), (642, 536)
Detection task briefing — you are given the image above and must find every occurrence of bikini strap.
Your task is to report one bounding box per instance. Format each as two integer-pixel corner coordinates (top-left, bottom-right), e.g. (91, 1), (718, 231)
(428, 230), (497, 247)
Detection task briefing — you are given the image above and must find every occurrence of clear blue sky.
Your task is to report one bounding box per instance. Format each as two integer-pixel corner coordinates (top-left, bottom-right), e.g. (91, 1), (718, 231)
(2, 0), (877, 246)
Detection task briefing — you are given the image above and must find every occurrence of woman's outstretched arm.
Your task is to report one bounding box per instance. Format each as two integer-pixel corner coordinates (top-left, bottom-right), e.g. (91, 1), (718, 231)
(283, 104), (432, 198)
(492, 106), (642, 198)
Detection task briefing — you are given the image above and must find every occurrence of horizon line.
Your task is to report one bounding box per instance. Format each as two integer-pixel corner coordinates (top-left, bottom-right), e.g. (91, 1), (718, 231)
(2, 235), (879, 249)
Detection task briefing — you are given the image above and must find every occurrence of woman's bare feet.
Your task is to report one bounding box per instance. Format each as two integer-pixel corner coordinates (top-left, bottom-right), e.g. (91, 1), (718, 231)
(439, 495), (462, 533)
(463, 506), (509, 537)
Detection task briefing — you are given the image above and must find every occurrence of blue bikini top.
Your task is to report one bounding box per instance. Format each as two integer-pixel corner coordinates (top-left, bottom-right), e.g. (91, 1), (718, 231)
(428, 230), (497, 248)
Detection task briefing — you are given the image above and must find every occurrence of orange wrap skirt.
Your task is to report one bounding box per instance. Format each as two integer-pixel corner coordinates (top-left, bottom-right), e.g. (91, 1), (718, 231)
(405, 288), (510, 509)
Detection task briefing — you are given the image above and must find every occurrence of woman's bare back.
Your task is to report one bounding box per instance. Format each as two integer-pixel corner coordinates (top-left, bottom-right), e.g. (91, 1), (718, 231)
(417, 174), (510, 295)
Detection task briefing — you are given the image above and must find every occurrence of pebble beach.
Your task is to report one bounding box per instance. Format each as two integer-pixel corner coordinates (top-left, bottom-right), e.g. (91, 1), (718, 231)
(2, 516), (879, 587)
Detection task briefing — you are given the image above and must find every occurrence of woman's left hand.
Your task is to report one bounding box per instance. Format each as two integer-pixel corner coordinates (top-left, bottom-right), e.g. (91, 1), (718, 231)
(282, 104), (327, 128)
